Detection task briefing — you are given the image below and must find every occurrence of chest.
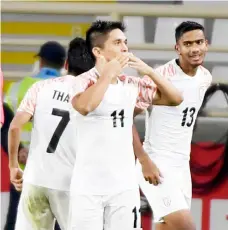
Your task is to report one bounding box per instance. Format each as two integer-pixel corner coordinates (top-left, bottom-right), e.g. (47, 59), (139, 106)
(171, 77), (207, 111)
(89, 82), (138, 119)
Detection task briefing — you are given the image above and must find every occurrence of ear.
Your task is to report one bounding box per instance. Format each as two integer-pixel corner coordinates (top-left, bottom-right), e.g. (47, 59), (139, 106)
(175, 44), (181, 55)
(205, 39), (209, 52)
(64, 59), (68, 70)
(92, 47), (101, 59)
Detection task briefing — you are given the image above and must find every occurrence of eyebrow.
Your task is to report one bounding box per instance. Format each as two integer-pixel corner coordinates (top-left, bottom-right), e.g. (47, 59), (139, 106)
(113, 38), (127, 43)
(183, 39), (204, 44)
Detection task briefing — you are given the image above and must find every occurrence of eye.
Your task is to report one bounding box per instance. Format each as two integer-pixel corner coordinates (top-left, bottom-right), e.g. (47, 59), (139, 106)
(184, 42), (191, 47)
(115, 40), (121, 45)
(196, 40), (204, 45)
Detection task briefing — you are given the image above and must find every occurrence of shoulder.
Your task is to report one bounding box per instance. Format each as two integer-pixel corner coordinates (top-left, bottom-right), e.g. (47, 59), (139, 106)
(155, 59), (177, 78)
(199, 66), (212, 83)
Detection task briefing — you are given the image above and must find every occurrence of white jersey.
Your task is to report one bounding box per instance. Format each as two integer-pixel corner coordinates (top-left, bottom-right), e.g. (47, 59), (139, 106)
(143, 59), (212, 165)
(70, 68), (157, 195)
(18, 75), (78, 191)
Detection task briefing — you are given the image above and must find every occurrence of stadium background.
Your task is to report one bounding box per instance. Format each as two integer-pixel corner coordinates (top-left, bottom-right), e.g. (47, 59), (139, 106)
(1, 0), (228, 230)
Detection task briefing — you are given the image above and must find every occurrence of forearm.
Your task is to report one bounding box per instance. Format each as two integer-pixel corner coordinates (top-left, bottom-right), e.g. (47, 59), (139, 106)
(8, 124), (21, 168)
(148, 68), (183, 104)
(132, 124), (149, 163)
(72, 76), (111, 115)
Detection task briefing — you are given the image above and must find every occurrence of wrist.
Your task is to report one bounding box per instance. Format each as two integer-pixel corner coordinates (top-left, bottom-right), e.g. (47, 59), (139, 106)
(138, 153), (150, 164)
(147, 67), (156, 77)
(9, 162), (19, 169)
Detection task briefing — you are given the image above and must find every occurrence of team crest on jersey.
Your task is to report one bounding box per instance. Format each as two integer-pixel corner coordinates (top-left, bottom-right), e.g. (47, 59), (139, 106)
(163, 196), (171, 207)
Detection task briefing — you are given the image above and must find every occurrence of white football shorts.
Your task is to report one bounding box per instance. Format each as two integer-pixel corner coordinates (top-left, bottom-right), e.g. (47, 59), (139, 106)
(137, 158), (192, 223)
(15, 183), (70, 230)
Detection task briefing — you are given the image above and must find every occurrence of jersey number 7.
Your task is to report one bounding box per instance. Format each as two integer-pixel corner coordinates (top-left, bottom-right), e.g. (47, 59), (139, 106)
(46, 108), (70, 153)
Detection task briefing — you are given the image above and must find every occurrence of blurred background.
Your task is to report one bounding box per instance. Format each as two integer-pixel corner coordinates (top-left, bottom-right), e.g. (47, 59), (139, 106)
(1, 1), (228, 230)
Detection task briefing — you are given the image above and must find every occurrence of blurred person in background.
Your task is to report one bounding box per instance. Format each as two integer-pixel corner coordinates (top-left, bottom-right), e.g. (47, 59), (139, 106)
(0, 69), (4, 128)
(1, 102), (28, 230)
(4, 41), (65, 230)
(135, 21), (212, 230)
(4, 41), (66, 148)
(8, 37), (94, 230)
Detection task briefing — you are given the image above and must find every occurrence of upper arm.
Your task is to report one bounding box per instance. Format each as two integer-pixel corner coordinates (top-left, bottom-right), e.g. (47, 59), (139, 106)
(71, 77), (93, 109)
(10, 111), (32, 129)
(152, 90), (177, 106)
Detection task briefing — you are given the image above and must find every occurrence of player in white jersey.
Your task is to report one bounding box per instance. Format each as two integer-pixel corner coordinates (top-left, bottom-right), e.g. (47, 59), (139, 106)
(68, 20), (183, 230)
(135, 21), (212, 230)
(8, 38), (94, 230)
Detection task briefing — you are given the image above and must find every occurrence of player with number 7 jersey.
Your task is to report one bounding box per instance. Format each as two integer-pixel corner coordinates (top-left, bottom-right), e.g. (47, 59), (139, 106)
(8, 37), (95, 230)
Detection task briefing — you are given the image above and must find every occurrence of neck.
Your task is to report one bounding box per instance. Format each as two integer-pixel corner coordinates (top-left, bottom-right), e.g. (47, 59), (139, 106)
(177, 58), (198, 77)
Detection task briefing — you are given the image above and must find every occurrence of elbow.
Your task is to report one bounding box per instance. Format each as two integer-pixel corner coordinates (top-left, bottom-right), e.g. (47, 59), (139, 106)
(76, 106), (90, 116)
(169, 94), (184, 106)
(71, 97), (90, 116)
(9, 123), (21, 135)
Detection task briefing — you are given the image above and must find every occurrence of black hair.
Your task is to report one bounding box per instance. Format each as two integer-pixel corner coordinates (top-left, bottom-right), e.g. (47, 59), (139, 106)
(175, 21), (205, 42)
(67, 37), (94, 76)
(86, 20), (126, 61)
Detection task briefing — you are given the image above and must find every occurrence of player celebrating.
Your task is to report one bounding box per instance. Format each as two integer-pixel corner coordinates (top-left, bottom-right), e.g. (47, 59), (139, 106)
(68, 20), (183, 230)
(8, 38), (94, 230)
(136, 21), (212, 230)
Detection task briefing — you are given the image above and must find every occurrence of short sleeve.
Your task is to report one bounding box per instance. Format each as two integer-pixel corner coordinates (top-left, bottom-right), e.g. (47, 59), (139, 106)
(135, 76), (157, 110)
(70, 76), (96, 99)
(17, 82), (39, 115)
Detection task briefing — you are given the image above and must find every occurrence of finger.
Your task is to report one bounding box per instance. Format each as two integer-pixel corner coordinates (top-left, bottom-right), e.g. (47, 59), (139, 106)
(128, 61), (138, 66)
(154, 173), (161, 184)
(128, 62), (139, 69)
(116, 53), (129, 61)
(148, 177), (153, 184)
(153, 179), (159, 186)
(11, 178), (23, 184)
(118, 55), (129, 65)
(128, 54), (139, 62)
(119, 58), (129, 69)
(12, 182), (23, 191)
(15, 185), (22, 192)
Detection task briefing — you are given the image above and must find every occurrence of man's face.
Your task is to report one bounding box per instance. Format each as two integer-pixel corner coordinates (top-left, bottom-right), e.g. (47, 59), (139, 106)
(97, 29), (128, 61)
(176, 29), (208, 67)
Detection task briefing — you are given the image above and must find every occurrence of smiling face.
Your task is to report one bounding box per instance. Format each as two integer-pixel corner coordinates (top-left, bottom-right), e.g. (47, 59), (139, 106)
(176, 29), (208, 67)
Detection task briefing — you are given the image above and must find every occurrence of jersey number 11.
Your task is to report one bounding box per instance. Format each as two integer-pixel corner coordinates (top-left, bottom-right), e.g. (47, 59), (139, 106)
(111, 109), (125, 128)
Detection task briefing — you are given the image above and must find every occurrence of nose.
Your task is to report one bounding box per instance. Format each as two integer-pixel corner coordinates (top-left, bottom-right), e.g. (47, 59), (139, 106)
(121, 43), (128, 52)
(190, 43), (200, 54)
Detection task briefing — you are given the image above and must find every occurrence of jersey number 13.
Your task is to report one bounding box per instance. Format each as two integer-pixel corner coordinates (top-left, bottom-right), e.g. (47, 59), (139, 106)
(181, 107), (196, 127)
